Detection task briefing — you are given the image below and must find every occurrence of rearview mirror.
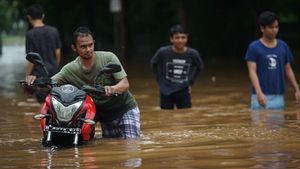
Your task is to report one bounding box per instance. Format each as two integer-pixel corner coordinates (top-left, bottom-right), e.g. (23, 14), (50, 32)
(93, 63), (122, 86)
(100, 63), (121, 74)
(26, 52), (44, 66)
(26, 52), (49, 76)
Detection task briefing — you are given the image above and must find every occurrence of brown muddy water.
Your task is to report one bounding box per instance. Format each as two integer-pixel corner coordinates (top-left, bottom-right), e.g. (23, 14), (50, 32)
(1, 45), (300, 168)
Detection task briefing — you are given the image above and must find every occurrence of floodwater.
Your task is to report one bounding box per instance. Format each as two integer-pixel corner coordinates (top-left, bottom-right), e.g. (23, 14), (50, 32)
(1, 45), (300, 169)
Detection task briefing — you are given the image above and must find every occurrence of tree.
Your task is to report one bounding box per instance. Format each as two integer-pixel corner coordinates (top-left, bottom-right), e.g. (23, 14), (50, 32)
(0, 0), (20, 55)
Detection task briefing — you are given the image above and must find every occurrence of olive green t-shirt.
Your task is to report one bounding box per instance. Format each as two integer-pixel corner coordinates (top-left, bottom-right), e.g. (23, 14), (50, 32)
(52, 51), (137, 122)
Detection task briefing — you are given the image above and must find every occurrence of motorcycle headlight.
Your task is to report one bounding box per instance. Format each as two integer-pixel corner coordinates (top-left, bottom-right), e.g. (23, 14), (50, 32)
(51, 97), (83, 122)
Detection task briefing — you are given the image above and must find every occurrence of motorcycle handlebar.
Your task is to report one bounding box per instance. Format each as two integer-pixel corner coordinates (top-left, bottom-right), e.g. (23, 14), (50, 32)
(19, 77), (57, 88)
(82, 85), (118, 96)
(82, 85), (105, 95)
(20, 80), (117, 96)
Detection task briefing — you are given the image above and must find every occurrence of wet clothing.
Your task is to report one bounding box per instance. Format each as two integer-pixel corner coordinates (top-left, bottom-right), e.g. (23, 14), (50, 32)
(151, 45), (203, 109)
(251, 94), (284, 110)
(26, 25), (61, 103)
(101, 107), (140, 138)
(151, 46), (203, 95)
(245, 39), (293, 95)
(52, 51), (138, 123)
(26, 25), (61, 77)
(160, 87), (191, 109)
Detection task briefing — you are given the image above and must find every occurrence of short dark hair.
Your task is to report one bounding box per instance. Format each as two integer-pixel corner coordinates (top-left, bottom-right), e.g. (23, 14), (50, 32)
(258, 11), (279, 27)
(24, 4), (44, 19)
(169, 25), (188, 37)
(72, 26), (94, 44)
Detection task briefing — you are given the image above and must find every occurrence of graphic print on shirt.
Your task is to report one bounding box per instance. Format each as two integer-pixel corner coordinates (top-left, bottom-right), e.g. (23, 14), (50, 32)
(267, 54), (277, 70)
(166, 59), (190, 83)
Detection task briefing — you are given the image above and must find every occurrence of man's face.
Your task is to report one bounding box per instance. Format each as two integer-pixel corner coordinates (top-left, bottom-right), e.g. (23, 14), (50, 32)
(170, 33), (188, 50)
(260, 20), (279, 39)
(72, 35), (95, 60)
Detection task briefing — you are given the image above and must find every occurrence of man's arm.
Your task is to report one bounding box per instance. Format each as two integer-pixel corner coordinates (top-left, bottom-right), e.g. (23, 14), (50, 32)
(55, 48), (61, 65)
(150, 49), (161, 83)
(25, 33), (34, 76)
(105, 77), (129, 96)
(189, 51), (204, 86)
(247, 61), (266, 107)
(26, 62), (34, 76)
(285, 63), (300, 104)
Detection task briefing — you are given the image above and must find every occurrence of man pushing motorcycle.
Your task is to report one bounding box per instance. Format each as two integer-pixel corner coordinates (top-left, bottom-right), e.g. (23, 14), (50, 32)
(26, 26), (140, 139)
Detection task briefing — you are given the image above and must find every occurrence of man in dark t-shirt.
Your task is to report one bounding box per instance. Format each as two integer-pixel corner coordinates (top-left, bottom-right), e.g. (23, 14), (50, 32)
(151, 25), (204, 109)
(24, 4), (62, 103)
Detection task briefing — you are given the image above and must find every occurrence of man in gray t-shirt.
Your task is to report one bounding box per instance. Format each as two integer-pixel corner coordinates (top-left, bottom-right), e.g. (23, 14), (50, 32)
(26, 27), (140, 139)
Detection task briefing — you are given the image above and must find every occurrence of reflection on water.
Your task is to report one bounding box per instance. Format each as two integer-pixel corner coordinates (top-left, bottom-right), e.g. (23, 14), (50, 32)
(1, 45), (300, 168)
(0, 45), (26, 98)
(251, 110), (291, 169)
(252, 110), (285, 128)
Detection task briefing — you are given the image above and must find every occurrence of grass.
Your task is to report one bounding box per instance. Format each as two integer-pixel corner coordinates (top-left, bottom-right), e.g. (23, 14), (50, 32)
(2, 35), (25, 46)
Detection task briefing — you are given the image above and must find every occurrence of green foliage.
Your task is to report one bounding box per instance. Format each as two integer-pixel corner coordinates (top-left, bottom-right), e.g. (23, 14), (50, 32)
(4, 0), (300, 63)
(0, 0), (19, 31)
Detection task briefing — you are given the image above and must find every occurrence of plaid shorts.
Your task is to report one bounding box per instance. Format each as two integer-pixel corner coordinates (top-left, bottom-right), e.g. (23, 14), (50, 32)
(101, 107), (140, 139)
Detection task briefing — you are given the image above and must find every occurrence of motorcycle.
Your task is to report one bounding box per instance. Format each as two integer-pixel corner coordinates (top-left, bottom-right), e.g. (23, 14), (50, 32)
(20, 52), (121, 147)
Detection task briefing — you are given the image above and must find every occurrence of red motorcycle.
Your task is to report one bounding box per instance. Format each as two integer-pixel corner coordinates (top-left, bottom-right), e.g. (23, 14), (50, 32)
(20, 52), (121, 147)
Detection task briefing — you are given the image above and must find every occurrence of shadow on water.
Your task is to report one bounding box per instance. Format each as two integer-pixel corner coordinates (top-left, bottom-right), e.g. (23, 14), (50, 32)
(1, 45), (300, 168)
